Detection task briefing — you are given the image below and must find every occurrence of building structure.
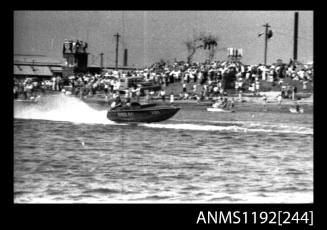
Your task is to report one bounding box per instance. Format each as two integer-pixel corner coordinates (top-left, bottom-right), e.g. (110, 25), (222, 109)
(14, 54), (64, 80)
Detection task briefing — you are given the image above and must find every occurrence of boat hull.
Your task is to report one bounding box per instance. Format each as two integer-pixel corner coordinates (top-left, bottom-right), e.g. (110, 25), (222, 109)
(14, 99), (38, 104)
(107, 107), (180, 123)
(207, 107), (234, 113)
(289, 108), (304, 113)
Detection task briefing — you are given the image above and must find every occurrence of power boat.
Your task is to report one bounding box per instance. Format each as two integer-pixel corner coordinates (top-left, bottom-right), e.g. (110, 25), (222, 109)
(107, 102), (180, 123)
(207, 107), (234, 113)
(207, 98), (235, 113)
(14, 95), (40, 104)
(289, 107), (304, 113)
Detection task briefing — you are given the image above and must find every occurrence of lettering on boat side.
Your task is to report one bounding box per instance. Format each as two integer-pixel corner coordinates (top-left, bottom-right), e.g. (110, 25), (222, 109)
(117, 112), (135, 117)
(151, 111), (160, 115)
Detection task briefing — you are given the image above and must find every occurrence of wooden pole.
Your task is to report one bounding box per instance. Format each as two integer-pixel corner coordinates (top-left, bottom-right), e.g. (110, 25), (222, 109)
(263, 23), (270, 65)
(114, 33), (120, 69)
(293, 12), (299, 61)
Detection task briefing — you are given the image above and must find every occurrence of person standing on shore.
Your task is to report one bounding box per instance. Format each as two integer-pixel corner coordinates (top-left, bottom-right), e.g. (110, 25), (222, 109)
(303, 80), (308, 90)
(14, 84), (18, 99)
(213, 85), (219, 97)
(145, 90), (150, 103)
(182, 83), (187, 93)
(56, 76), (61, 91)
(52, 76), (56, 91)
(277, 93), (282, 105)
(193, 84), (197, 93)
(255, 80), (260, 92)
(135, 84), (141, 103)
(160, 89), (166, 101)
(170, 94), (174, 104)
(292, 86), (297, 100)
(238, 90), (243, 102)
(262, 94), (268, 111)
(230, 97), (235, 110)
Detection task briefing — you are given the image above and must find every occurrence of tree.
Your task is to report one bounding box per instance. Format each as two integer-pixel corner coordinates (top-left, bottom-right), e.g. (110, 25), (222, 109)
(184, 32), (219, 63)
(185, 39), (203, 64)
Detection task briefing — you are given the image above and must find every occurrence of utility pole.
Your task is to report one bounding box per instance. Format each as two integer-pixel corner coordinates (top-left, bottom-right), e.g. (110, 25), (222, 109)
(263, 23), (270, 66)
(114, 33), (120, 69)
(100, 53), (104, 69)
(123, 49), (128, 67)
(293, 12), (299, 62)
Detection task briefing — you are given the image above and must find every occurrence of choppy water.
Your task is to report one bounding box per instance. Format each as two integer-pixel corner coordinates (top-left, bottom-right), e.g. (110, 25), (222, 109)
(14, 94), (313, 203)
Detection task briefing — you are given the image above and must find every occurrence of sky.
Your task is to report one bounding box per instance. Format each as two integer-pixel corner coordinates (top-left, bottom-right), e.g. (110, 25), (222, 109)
(14, 11), (313, 68)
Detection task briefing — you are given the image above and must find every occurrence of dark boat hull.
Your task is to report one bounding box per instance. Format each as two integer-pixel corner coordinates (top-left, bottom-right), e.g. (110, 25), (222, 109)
(107, 107), (180, 123)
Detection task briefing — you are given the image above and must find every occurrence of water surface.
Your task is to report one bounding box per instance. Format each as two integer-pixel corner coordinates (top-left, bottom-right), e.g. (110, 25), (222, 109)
(14, 95), (313, 203)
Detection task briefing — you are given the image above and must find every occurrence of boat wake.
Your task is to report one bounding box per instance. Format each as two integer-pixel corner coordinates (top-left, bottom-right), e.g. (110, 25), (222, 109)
(141, 122), (312, 135)
(14, 94), (312, 135)
(14, 94), (114, 125)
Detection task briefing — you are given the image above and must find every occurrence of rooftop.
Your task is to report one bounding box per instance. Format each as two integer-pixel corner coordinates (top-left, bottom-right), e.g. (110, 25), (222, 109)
(14, 65), (54, 76)
(14, 54), (65, 66)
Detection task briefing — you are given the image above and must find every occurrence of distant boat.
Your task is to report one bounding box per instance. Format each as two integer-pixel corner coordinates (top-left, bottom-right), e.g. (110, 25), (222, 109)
(14, 96), (40, 104)
(207, 107), (234, 113)
(289, 107), (304, 113)
(107, 102), (180, 123)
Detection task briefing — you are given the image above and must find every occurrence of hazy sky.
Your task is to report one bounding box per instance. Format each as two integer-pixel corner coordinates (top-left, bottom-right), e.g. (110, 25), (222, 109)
(14, 11), (313, 67)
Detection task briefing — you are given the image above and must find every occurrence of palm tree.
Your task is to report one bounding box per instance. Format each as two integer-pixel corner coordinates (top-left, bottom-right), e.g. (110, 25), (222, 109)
(185, 33), (218, 63)
(185, 39), (203, 64)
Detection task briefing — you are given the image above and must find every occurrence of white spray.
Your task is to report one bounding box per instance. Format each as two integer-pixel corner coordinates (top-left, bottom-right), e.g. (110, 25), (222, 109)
(14, 94), (113, 124)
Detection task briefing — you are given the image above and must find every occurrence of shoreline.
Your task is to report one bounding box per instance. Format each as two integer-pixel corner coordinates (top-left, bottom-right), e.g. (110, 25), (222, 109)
(14, 91), (313, 114)
(82, 93), (313, 113)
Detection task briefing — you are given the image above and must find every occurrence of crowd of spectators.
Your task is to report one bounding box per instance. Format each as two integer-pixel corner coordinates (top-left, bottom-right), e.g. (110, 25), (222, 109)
(13, 58), (313, 102)
(146, 59), (313, 99)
